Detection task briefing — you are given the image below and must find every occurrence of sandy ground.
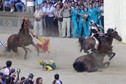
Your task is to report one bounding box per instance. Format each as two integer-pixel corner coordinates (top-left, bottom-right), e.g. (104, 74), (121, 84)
(0, 33), (126, 84)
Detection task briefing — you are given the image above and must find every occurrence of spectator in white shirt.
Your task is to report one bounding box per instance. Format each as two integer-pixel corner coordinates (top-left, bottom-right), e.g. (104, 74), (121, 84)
(26, 0), (34, 14)
(46, 2), (56, 36)
(42, 1), (48, 31)
(3, 60), (12, 76)
(33, 5), (44, 36)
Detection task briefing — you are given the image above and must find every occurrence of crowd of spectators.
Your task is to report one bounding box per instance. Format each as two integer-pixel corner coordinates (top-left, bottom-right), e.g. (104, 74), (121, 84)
(0, 60), (62, 84)
(0, 0), (104, 38)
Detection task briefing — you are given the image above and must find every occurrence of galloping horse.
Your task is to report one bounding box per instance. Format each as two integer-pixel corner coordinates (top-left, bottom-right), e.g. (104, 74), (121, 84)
(6, 18), (39, 59)
(79, 28), (122, 60)
(73, 52), (110, 72)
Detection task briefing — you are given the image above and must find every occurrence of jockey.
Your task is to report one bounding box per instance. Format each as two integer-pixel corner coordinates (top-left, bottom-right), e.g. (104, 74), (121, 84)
(38, 60), (56, 71)
(90, 20), (103, 52)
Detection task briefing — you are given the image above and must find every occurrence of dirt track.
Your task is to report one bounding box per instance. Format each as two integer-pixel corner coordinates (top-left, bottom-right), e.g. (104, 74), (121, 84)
(0, 33), (126, 84)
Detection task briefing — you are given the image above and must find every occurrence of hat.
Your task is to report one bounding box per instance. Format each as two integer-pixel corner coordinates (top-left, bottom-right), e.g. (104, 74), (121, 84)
(28, 73), (34, 78)
(90, 20), (95, 23)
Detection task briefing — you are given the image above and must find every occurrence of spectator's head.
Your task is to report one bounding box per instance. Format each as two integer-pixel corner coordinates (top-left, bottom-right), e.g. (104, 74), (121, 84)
(36, 5), (40, 10)
(75, 4), (79, 10)
(20, 76), (26, 84)
(48, 1), (53, 6)
(71, 1), (75, 6)
(54, 74), (59, 80)
(56, 4), (60, 9)
(68, 2), (72, 7)
(10, 68), (15, 74)
(36, 77), (43, 84)
(89, 3), (93, 9)
(0, 72), (3, 79)
(100, 2), (104, 6)
(57, 0), (61, 4)
(6, 60), (12, 67)
(28, 73), (34, 79)
(74, 2), (78, 7)
(96, 2), (99, 8)
(42, 1), (47, 6)
(80, 5), (84, 10)
(77, 1), (81, 5)
(63, 3), (68, 8)
(93, 2), (96, 8)
(21, 76), (25, 81)
(84, 7), (88, 12)
(86, 0), (90, 3)
(24, 80), (34, 84)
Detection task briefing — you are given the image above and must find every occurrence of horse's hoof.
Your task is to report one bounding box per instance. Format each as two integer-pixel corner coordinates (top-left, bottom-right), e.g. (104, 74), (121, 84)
(113, 53), (116, 56)
(80, 49), (82, 52)
(109, 55), (115, 61)
(106, 62), (110, 68)
(98, 69), (103, 72)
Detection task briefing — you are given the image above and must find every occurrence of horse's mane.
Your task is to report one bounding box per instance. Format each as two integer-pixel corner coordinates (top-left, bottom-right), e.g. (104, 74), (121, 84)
(102, 28), (114, 43)
(106, 28), (114, 34)
(19, 20), (25, 32)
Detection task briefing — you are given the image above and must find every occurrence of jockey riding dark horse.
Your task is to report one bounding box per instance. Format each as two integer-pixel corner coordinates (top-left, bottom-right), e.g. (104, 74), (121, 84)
(79, 28), (122, 61)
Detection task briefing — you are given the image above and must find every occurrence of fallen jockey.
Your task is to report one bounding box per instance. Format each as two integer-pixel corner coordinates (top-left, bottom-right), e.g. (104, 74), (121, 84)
(38, 60), (56, 71)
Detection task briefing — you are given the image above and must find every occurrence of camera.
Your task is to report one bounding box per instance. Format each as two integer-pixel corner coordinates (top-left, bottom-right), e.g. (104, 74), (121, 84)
(17, 68), (21, 73)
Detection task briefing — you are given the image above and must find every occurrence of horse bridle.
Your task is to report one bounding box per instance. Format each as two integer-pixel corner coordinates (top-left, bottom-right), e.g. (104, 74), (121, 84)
(23, 18), (29, 29)
(105, 29), (116, 38)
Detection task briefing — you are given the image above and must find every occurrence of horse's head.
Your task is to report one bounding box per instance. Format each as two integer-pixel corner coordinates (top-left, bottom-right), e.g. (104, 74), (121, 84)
(107, 28), (122, 41)
(22, 18), (33, 29)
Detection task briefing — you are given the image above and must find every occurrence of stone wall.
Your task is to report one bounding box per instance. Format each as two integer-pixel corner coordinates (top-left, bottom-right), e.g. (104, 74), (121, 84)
(0, 12), (34, 34)
(0, 12), (59, 36)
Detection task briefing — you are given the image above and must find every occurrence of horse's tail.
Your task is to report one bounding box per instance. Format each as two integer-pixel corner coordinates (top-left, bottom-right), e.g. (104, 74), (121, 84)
(73, 61), (87, 72)
(78, 37), (85, 52)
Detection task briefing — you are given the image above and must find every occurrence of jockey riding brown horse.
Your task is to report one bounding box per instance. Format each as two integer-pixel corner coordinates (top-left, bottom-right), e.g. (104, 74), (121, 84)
(6, 18), (39, 59)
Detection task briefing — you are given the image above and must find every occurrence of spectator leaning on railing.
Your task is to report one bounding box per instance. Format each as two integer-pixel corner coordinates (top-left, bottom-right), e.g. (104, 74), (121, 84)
(3, 0), (16, 12)
(15, 0), (26, 12)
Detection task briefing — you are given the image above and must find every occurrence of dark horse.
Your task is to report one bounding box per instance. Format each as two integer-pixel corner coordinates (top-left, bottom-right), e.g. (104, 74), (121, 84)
(79, 28), (122, 60)
(73, 52), (110, 72)
(6, 18), (39, 59)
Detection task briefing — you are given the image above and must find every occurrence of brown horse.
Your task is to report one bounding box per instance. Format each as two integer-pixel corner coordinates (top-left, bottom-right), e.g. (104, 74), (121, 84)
(79, 28), (122, 60)
(6, 18), (39, 59)
(73, 53), (110, 72)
